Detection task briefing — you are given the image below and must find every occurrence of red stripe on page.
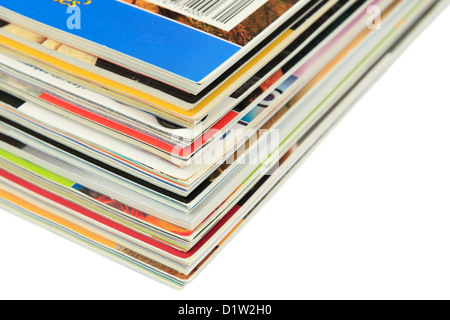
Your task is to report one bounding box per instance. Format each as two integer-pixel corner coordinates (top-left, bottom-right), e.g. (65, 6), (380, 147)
(0, 168), (241, 259)
(39, 93), (239, 158)
(178, 109), (239, 157)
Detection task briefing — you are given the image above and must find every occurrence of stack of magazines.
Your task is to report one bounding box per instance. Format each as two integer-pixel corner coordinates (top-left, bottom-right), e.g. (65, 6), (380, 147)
(0, 0), (447, 289)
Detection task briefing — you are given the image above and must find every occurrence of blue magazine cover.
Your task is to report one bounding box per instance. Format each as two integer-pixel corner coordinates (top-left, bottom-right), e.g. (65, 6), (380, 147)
(0, 0), (301, 84)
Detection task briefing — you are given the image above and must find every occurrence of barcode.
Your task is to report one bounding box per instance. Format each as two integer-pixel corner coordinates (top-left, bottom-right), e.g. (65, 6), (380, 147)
(143, 0), (268, 31)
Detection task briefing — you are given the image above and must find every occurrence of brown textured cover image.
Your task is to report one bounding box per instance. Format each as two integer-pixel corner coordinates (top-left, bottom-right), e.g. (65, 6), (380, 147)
(122, 0), (298, 46)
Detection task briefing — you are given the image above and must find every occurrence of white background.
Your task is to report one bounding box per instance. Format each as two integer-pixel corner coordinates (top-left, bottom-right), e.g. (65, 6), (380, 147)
(0, 5), (449, 300)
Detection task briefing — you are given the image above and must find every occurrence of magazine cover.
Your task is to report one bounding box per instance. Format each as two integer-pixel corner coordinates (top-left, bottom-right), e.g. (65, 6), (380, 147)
(0, 0), (303, 91)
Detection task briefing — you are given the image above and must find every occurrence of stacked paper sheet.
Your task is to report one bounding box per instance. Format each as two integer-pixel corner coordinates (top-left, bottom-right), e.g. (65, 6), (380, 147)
(0, 0), (447, 289)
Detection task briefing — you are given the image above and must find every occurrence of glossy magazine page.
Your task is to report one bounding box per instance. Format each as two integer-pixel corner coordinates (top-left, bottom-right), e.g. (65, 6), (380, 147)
(0, 0), (306, 93)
